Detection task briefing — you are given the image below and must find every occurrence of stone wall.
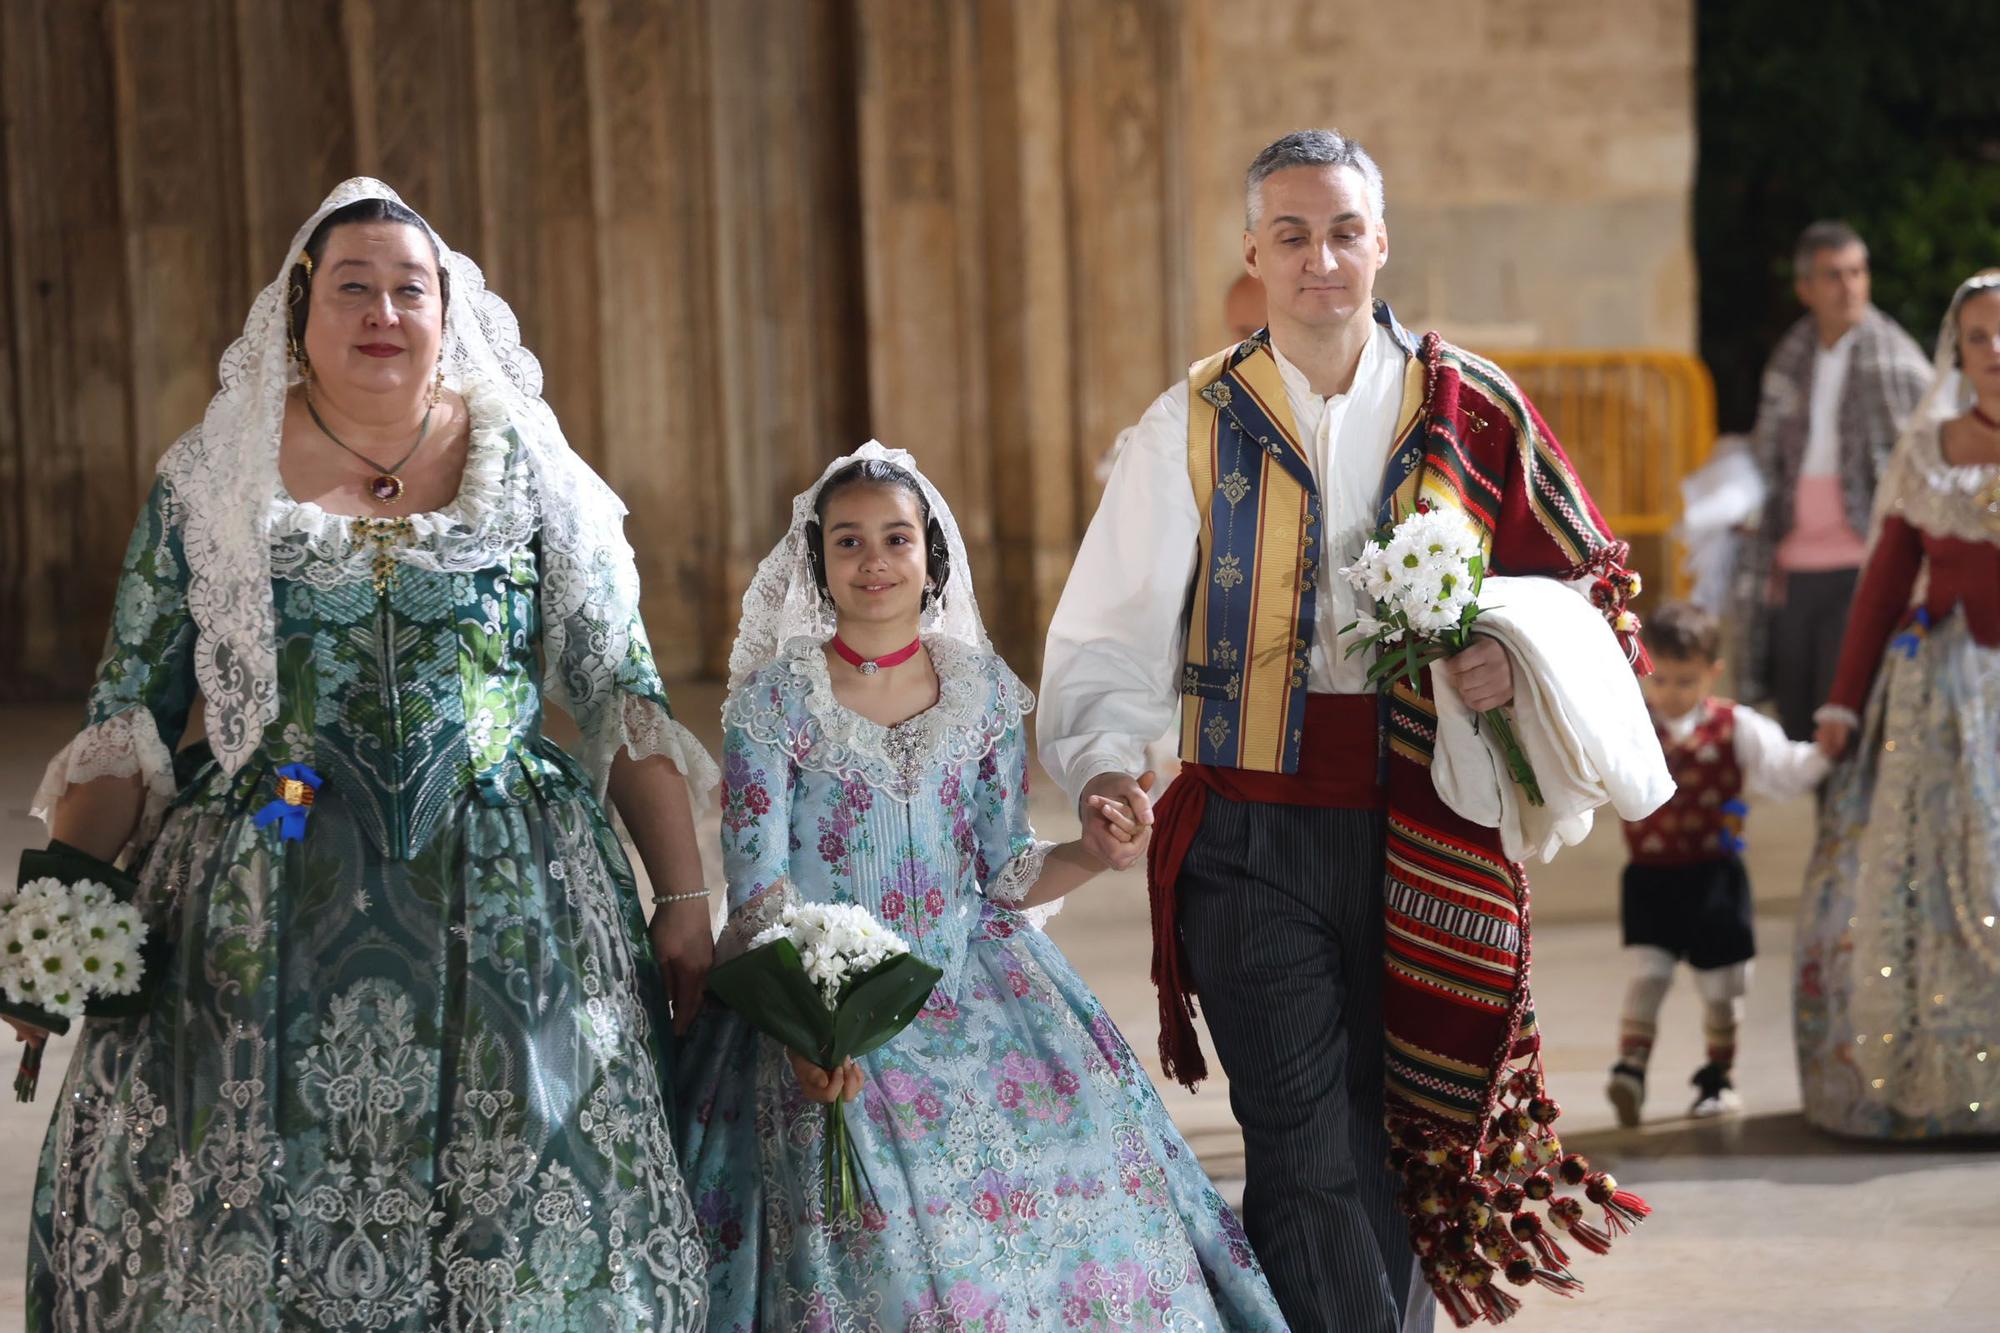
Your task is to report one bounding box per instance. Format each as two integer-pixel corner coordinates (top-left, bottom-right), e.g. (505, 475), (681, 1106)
(1182, 0), (1697, 353)
(0, 0), (1695, 696)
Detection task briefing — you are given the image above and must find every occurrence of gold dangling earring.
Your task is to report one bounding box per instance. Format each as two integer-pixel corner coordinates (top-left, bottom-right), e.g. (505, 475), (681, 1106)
(288, 251), (314, 381)
(431, 362), (444, 408)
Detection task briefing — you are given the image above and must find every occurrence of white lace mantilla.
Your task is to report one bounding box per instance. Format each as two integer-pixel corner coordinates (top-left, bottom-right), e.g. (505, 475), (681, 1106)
(724, 636), (1033, 804)
(158, 178), (647, 778)
(266, 380), (537, 586)
(725, 440), (993, 695)
(1879, 422), (2000, 547)
(31, 708), (178, 853)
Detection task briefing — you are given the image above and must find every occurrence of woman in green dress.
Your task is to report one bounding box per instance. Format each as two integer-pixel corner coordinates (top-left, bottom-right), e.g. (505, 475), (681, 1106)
(20, 179), (714, 1330)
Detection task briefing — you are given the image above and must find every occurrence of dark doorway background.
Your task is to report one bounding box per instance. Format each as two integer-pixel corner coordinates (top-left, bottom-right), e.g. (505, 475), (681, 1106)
(1697, 0), (2000, 431)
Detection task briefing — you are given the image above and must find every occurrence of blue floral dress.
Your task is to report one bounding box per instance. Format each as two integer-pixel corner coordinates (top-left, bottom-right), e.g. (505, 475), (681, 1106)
(27, 388), (711, 1330)
(675, 636), (1285, 1331)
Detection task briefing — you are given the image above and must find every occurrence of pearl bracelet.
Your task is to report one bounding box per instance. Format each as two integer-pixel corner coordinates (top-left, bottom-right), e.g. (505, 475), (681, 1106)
(653, 888), (711, 906)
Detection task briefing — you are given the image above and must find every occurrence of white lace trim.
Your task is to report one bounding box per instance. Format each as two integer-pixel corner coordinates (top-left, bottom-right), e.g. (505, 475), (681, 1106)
(1880, 422), (2000, 547)
(723, 636), (1033, 804)
(986, 839), (1063, 931)
(1017, 899), (1064, 932)
(160, 178), (643, 778)
(715, 879), (797, 964)
(31, 709), (178, 853)
(616, 694), (721, 817)
(985, 839), (1055, 906)
(266, 380), (537, 586)
(725, 441), (994, 695)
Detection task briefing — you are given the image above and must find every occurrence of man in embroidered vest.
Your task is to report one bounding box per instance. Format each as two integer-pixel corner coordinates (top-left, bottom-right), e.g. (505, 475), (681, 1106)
(1040, 130), (1651, 1331)
(1737, 221), (1929, 739)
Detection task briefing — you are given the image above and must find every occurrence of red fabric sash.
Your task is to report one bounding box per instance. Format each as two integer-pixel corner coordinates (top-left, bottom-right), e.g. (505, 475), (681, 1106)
(1147, 693), (1383, 1085)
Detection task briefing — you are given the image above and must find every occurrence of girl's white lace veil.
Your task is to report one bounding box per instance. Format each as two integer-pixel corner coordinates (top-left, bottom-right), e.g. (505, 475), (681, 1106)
(161, 177), (635, 776)
(725, 441), (991, 694)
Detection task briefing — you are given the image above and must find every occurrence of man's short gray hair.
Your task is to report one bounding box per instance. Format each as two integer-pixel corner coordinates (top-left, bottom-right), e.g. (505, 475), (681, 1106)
(1793, 219), (1867, 280)
(1245, 129), (1386, 230)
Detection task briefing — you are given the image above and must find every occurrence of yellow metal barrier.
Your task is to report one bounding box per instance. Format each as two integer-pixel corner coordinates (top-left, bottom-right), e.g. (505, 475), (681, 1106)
(1485, 350), (1717, 602)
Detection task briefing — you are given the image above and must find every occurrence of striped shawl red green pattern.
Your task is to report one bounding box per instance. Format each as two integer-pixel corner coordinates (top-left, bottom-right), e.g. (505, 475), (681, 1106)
(1377, 333), (1650, 1326)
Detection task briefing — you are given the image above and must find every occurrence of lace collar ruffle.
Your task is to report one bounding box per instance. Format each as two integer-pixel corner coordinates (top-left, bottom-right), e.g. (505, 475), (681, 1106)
(723, 634), (1033, 803)
(266, 379), (538, 584)
(1882, 422), (2000, 547)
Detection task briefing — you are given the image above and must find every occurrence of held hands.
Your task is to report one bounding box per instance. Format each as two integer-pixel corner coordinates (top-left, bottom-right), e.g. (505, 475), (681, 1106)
(1440, 637), (1515, 712)
(789, 1050), (864, 1104)
(648, 896), (714, 1037)
(1080, 771), (1158, 872)
(1814, 717), (1853, 760)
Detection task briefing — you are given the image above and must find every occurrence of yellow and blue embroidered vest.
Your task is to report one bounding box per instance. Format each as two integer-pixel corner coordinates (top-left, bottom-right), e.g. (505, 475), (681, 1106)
(1178, 309), (1423, 773)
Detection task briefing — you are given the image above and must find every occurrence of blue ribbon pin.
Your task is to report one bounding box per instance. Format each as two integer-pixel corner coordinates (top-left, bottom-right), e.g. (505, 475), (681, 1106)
(1718, 797), (1750, 855)
(1891, 607), (1934, 660)
(252, 763), (323, 841)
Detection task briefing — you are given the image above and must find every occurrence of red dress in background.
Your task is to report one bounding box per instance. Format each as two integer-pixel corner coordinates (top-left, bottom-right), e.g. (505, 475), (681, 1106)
(1795, 422), (2000, 1140)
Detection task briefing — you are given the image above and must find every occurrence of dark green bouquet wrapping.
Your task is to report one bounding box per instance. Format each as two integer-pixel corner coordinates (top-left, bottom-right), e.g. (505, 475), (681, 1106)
(706, 901), (942, 1222)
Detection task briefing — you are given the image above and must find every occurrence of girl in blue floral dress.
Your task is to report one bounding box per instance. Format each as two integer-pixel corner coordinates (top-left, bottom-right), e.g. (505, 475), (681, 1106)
(676, 444), (1286, 1330)
(23, 181), (714, 1330)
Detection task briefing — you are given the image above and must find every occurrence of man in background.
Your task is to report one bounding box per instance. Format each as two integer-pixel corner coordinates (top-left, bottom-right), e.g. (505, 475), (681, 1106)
(1740, 221), (1929, 738)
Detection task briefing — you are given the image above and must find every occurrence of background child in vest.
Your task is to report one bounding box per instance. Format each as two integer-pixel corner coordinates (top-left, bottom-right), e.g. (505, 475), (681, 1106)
(1607, 601), (1835, 1124)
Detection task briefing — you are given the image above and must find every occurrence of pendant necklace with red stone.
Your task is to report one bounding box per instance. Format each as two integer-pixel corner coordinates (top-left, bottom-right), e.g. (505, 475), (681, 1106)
(305, 385), (436, 505)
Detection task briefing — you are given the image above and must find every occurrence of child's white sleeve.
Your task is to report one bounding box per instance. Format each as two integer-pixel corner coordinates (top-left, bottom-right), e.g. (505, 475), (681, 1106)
(1733, 704), (1829, 801)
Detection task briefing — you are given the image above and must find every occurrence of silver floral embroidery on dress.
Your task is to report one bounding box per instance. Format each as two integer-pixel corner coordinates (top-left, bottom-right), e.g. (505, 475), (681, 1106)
(1875, 421), (2000, 544)
(31, 177), (711, 1332)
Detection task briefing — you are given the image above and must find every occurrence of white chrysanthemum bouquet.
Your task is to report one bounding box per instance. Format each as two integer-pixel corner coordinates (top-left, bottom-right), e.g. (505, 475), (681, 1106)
(1341, 505), (1545, 806)
(708, 898), (941, 1222)
(747, 901), (911, 1009)
(1, 842), (153, 1100)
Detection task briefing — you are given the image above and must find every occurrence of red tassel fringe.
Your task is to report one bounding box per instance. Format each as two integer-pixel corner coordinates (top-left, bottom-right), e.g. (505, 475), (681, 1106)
(1391, 1057), (1649, 1324)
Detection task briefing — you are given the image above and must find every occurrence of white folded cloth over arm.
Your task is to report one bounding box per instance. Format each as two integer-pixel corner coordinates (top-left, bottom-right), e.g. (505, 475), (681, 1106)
(1429, 575), (1674, 863)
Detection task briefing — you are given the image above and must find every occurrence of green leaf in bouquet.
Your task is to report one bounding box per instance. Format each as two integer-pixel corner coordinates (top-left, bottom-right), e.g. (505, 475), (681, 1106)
(706, 937), (838, 1065)
(827, 953), (943, 1066)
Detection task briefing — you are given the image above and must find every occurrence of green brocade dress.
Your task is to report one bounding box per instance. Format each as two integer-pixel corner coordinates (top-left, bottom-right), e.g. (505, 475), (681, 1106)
(26, 395), (712, 1331)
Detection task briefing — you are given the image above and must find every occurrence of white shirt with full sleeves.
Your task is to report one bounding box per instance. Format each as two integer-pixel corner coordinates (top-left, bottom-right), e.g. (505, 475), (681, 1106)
(1038, 324), (1407, 802)
(1658, 700), (1830, 801)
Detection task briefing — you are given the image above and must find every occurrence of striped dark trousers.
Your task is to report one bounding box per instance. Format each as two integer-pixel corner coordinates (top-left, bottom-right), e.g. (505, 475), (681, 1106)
(1178, 795), (1434, 1333)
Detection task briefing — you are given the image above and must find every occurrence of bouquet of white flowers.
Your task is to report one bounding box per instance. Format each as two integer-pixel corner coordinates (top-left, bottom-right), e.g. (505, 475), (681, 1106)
(1, 842), (154, 1100)
(707, 898), (942, 1222)
(1341, 505), (1545, 806)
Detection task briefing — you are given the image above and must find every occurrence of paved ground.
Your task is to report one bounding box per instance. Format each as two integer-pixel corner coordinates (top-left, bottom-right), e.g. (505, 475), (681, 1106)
(2, 692), (1994, 1331)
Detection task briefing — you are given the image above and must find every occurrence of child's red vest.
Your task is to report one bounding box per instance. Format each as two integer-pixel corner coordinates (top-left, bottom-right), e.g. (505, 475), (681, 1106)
(1623, 697), (1744, 864)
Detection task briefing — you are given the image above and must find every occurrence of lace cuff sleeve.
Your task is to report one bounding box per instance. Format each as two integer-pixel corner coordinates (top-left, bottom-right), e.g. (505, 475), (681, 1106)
(618, 694), (721, 816)
(985, 839), (1057, 907)
(715, 879), (796, 963)
(30, 708), (178, 854)
(986, 839), (1062, 930)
